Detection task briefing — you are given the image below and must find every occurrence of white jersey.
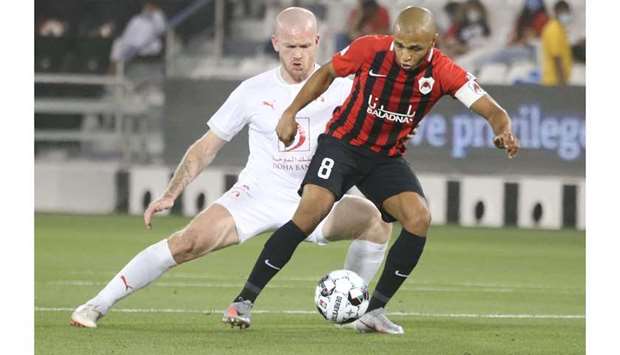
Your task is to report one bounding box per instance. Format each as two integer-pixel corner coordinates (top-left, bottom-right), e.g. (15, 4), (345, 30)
(206, 66), (353, 243)
(207, 66), (352, 192)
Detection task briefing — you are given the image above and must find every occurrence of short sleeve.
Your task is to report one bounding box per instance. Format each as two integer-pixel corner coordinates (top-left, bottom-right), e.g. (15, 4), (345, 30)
(206, 83), (250, 141)
(331, 36), (373, 77)
(438, 55), (486, 108)
(438, 56), (470, 96)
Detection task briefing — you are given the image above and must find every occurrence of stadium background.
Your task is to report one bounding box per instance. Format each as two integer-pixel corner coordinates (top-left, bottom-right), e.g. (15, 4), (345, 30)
(34, 0), (585, 354)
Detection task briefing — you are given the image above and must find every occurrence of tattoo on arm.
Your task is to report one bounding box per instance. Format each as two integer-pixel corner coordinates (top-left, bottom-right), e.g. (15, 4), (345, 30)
(163, 151), (202, 200)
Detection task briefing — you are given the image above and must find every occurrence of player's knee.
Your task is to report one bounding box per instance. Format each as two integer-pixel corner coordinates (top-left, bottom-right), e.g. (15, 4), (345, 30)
(366, 218), (391, 244)
(295, 209), (329, 235)
(358, 205), (391, 244)
(294, 194), (334, 234)
(168, 228), (202, 263)
(400, 205), (431, 236)
(379, 220), (393, 243)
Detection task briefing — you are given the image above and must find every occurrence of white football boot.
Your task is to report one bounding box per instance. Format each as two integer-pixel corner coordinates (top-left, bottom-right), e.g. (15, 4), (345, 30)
(349, 308), (404, 335)
(222, 299), (253, 329)
(69, 304), (103, 328)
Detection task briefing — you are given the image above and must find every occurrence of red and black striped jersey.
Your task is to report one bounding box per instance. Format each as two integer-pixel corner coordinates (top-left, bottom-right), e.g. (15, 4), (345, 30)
(326, 35), (482, 157)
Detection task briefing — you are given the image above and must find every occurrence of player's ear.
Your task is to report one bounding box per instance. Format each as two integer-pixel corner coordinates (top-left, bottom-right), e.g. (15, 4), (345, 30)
(271, 35), (279, 52)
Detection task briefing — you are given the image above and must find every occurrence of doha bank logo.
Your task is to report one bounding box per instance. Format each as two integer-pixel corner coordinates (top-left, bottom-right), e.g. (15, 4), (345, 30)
(278, 117), (311, 152)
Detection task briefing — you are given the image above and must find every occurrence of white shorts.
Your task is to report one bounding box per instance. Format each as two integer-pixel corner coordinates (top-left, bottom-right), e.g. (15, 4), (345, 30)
(213, 180), (330, 245)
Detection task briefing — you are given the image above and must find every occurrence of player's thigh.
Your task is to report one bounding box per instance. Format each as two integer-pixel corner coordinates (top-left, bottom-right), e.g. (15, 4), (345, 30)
(298, 134), (362, 207)
(357, 157), (426, 223)
(216, 181), (300, 243)
(293, 136), (362, 232)
(168, 203), (239, 259)
(321, 194), (387, 242)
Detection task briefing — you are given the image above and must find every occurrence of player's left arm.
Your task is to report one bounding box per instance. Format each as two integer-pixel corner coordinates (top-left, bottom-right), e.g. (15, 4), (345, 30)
(469, 94), (519, 159)
(443, 58), (520, 159)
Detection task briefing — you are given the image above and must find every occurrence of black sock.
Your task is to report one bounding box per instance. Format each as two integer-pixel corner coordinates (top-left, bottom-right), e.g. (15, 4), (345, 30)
(367, 229), (426, 311)
(235, 220), (307, 303)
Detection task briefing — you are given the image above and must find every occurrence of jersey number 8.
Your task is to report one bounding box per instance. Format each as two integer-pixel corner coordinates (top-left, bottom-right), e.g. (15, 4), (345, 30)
(317, 158), (335, 179)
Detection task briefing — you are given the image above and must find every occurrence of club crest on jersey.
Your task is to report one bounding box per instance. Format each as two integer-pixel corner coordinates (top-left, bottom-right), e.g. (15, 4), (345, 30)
(418, 77), (435, 95)
(277, 117), (311, 152)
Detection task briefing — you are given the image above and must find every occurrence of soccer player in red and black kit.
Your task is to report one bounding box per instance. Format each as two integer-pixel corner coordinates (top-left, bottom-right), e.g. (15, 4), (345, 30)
(223, 7), (520, 334)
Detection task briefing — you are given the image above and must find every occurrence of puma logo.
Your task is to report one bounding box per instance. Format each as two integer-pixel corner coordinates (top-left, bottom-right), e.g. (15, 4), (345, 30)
(262, 100), (275, 110)
(120, 275), (134, 291)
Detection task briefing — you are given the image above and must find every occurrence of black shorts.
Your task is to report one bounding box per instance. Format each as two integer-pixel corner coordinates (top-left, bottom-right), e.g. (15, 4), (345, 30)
(299, 134), (425, 223)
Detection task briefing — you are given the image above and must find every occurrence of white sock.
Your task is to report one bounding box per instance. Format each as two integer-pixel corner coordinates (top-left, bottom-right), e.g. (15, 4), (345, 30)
(344, 239), (387, 284)
(87, 239), (177, 315)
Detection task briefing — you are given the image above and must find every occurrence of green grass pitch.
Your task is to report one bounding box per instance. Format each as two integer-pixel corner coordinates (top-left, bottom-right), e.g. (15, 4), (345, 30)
(35, 214), (584, 354)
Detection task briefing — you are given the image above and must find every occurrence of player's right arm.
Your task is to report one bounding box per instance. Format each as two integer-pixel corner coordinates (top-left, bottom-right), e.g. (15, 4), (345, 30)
(144, 131), (226, 228)
(278, 36), (373, 146)
(278, 63), (338, 146)
(144, 80), (250, 228)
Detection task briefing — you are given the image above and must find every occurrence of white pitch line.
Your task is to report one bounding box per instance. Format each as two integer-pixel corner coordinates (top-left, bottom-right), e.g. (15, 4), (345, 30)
(44, 280), (518, 293)
(47, 280), (250, 288)
(34, 307), (584, 320)
(64, 270), (583, 292)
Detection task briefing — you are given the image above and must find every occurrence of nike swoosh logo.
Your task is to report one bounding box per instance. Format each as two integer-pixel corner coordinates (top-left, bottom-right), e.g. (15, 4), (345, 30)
(369, 69), (387, 78)
(394, 270), (409, 278)
(264, 259), (281, 271)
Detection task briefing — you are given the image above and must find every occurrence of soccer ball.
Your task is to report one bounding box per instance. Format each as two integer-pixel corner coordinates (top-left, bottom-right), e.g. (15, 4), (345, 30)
(314, 269), (369, 324)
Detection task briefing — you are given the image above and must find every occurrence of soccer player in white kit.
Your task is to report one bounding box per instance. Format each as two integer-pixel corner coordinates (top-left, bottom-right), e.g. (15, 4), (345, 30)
(70, 7), (392, 328)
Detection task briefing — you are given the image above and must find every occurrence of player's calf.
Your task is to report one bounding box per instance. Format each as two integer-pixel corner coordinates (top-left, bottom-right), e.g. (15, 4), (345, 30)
(361, 216), (392, 244)
(366, 193), (429, 312)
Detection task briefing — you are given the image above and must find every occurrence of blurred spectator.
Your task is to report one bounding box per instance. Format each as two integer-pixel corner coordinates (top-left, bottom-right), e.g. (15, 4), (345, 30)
(97, 21), (116, 39)
(437, 1), (461, 35)
(540, 1), (573, 86)
(35, 0), (80, 37)
(347, 0), (390, 40)
(38, 18), (68, 37)
(336, 0), (390, 51)
(457, 0), (550, 75)
(442, 0), (491, 57)
(510, 0), (549, 45)
(110, 1), (167, 73)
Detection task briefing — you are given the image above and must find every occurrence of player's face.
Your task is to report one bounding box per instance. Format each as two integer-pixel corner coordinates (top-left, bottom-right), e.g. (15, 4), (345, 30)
(392, 30), (437, 71)
(272, 29), (319, 83)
